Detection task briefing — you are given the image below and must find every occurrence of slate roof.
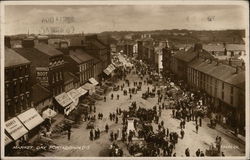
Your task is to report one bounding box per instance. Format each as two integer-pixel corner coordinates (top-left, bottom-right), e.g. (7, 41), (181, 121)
(5, 48), (30, 68)
(13, 47), (50, 67)
(32, 83), (51, 104)
(189, 58), (245, 89)
(91, 40), (106, 49)
(225, 44), (245, 51)
(69, 49), (94, 63)
(203, 44), (225, 52)
(35, 43), (63, 57)
(173, 47), (197, 62)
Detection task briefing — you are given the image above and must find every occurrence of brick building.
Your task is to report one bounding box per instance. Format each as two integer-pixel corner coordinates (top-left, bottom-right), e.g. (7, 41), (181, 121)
(5, 48), (32, 121)
(64, 48), (95, 85)
(14, 40), (65, 96)
(187, 58), (245, 134)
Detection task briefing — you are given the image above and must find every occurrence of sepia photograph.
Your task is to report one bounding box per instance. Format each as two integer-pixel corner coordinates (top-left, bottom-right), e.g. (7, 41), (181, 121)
(1, 1), (249, 159)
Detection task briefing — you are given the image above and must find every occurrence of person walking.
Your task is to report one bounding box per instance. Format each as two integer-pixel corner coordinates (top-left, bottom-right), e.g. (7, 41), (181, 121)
(199, 117), (202, 127)
(196, 124), (199, 134)
(117, 94), (120, 100)
(200, 151), (205, 157)
(110, 131), (114, 141)
(166, 128), (169, 137)
(111, 93), (114, 100)
(105, 124), (109, 133)
(221, 152), (225, 156)
(185, 148), (190, 157)
(104, 96), (106, 102)
(180, 129), (185, 139)
(130, 94), (132, 99)
(67, 128), (71, 141)
(196, 149), (200, 157)
(90, 129), (94, 141)
(115, 116), (118, 124)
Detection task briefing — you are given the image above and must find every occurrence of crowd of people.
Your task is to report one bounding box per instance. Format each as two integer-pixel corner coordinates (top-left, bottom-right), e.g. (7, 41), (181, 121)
(82, 55), (225, 157)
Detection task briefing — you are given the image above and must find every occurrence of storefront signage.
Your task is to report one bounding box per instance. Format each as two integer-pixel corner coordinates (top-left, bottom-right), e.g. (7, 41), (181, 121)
(55, 92), (73, 107)
(17, 108), (44, 130)
(5, 117), (28, 140)
(36, 67), (49, 87)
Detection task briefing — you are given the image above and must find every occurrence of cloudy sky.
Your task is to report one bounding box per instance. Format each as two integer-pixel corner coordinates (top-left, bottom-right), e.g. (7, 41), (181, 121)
(5, 5), (247, 35)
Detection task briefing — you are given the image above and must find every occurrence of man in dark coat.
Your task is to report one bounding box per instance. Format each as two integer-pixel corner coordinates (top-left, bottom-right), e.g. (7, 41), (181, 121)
(185, 148), (190, 157)
(180, 129), (185, 139)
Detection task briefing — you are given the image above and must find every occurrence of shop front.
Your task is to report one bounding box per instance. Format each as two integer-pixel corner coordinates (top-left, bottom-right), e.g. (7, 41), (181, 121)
(5, 117), (28, 146)
(67, 88), (81, 105)
(17, 108), (44, 139)
(81, 82), (95, 95)
(89, 77), (99, 86)
(5, 133), (13, 146)
(54, 92), (73, 114)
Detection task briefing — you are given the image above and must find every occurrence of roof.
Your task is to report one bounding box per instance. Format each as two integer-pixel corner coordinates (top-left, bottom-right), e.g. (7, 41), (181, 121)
(14, 48), (50, 67)
(225, 44), (245, 51)
(5, 48), (30, 68)
(64, 71), (75, 84)
(93, 57), (101, 64)
(203, 44), (225, 52)
(35, 43), (63, 57)
(91, 40), (106, 49)
(173, 47), (197, 62)
(189, 58), (245, 88)
(174, 44), (193, 50)
(68, 36), (85, 46)
(69, 49), (94, 63)
(32, 84), (51, 104)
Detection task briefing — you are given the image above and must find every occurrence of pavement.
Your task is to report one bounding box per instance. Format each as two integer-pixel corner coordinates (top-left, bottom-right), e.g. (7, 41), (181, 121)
(42, 56), (245, 157)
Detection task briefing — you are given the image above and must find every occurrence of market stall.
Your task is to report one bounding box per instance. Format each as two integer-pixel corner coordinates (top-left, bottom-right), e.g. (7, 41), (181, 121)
(54, 92), (73, 115)
(81, 82), (95, 95)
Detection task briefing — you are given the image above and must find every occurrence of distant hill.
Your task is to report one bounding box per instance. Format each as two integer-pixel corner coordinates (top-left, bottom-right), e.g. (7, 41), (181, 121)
(8, 29), (245, 45)
(99, 29), (245, 44)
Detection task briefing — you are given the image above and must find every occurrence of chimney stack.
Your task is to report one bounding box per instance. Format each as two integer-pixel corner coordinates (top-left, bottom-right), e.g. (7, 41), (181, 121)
(22, 37), (35, 48)
(194, 43), (202, 52)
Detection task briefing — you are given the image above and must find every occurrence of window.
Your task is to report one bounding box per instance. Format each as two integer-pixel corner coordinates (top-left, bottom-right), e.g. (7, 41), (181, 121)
(231, 86), (234, 94)
(52, 74), (55, 83)
(5, 83), (9, 99)
(20, 80), (23, 93)
(60, 72), (62, 80)
(230, 96), (234, 104)
(56, 73), (59, 82)
(13, 82), (17, 96)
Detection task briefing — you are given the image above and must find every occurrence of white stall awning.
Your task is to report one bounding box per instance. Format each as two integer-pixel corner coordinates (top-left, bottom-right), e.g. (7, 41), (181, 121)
(55, 92), (73, 107)
(17, 108), (44, 130)
(5, 117), (28, 140)
(89, 77), (99, 86)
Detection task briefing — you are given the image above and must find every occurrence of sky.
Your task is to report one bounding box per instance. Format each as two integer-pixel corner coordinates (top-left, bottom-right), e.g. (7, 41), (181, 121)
(4, 4), (248, 35)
